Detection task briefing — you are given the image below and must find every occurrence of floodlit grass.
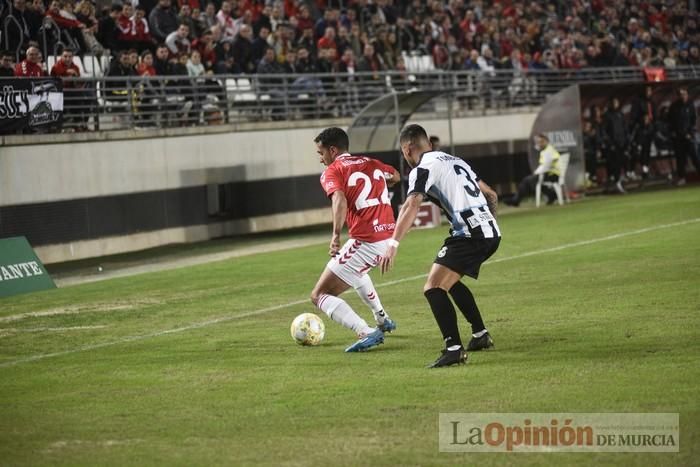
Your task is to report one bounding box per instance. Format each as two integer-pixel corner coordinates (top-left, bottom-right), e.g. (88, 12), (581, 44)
(1, 187), (699, 466)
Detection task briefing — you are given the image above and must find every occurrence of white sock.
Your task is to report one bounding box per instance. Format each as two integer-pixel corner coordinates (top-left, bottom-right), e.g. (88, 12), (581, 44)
(472, 329), (488, 338)
(447, 345), (463, 351)
(317, 294), (374, 335)
(354, 274), (388, 324)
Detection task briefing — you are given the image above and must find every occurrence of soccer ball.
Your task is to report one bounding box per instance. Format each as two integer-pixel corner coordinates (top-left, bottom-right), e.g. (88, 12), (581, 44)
(290, 313), (325, 346)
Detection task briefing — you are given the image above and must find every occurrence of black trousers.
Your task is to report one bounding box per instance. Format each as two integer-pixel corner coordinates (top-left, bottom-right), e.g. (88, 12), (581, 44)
(515, 173), (557, 202)
(605, 143), (623, 181)
(674, 136), (700, 178)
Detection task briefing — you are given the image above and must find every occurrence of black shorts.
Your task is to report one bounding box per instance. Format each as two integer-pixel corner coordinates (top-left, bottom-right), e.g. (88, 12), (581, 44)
(433, 236), (501, 279)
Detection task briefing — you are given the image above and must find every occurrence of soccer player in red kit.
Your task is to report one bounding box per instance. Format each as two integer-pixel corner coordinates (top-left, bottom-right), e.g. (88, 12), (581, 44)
(310, 127), (401, 352)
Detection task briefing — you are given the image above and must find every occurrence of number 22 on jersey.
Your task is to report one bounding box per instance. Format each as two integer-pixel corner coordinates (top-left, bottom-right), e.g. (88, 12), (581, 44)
(348, 169), (391, 210)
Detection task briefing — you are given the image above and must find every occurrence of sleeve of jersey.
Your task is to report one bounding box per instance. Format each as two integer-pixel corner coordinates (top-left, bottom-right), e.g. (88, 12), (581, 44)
(320, 167), (342, 198)
(378, 162), (396, 179)
(407, 166), (432, 197)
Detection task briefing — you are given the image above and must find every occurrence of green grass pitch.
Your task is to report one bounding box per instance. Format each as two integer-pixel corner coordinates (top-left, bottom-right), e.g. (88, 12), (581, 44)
(1, 187), (699, 466)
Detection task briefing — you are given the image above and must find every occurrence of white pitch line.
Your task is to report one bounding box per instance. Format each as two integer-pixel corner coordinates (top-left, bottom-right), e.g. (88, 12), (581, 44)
(1, 217), (698, 369)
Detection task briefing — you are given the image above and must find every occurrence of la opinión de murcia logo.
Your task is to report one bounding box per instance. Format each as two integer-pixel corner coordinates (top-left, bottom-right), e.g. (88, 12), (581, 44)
(439, 414), (679, 453)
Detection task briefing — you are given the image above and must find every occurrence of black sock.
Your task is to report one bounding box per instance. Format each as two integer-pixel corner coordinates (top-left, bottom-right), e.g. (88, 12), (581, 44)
(424, 288), (462, 348)
(449, 281), (486, 335)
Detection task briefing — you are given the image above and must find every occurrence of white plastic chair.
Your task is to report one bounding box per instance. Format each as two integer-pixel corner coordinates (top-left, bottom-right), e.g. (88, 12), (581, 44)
(536, 152), (570, 207)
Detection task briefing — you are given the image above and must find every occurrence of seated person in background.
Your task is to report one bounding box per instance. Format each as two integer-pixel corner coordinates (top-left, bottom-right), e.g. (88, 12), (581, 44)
(166, 23), (191, 56)
(0, 51), (15, 76)
(50, 47), (90, 130)
(14, 46), (46, 76)
(504, 133), (560, 207)
(105, 50), (136, 103)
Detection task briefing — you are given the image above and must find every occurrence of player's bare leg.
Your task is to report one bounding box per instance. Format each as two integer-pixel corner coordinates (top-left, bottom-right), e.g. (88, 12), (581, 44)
(310, 268), (384, 352)
(353, 273), (396, 333)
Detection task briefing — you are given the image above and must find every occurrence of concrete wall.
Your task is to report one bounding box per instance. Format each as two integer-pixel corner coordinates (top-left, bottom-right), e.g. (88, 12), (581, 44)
(1, 112), (536, 263)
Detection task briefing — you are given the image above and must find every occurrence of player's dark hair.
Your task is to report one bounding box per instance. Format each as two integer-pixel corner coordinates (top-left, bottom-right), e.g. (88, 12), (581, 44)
(315, 127), (349, 151)
(399, 124), (428, 145)
(536, 132), (549, 141)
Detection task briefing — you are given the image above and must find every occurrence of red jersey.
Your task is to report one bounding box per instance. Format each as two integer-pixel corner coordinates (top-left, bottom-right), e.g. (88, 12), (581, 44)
(321, 154), (396, 242)
(14, 60), (45, 77)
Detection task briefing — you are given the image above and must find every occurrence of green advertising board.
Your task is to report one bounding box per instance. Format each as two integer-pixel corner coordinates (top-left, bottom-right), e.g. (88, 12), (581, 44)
(0, 237), (56, 298)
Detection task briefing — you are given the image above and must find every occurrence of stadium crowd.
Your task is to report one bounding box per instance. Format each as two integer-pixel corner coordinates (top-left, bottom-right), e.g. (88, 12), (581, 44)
(2, 0), (699, 80)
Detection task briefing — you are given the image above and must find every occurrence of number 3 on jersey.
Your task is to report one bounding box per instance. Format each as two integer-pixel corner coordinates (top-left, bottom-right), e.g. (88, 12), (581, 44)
(454, 165), (481, 198)
(348, 169), (391, 210)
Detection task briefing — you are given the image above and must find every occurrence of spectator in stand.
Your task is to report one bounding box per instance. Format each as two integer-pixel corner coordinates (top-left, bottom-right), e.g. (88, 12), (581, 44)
(251, 26), (270, 64)
(153, 44), (173, 75)
(14, 46), (45, 76)
(314, 9), (336, 39)
(46, 0), (87, 53)
(199, 3), (218, 33)
(357, 43), (385, 86)
(187, 49), (205, 77)
(295, 4), (314, 35)
(257, 47), (284, 119)
(50, 48), (90, 129)
(214, 41), (242, 74)
(232, 24), (255, 73)
(294, 46), (316, 74)
(248, 5), (267, 34)
(317, 26), (338, 57)
(5, 0), (40, 55)
(149, 0), (179, 44)
(193, 28), (217, 71)
(105, 49), (136, 104)
(128, 49), (139, 71)
(137, 50), (156, 75)
(116, 3), (135, 49)
(131, 7), (155, 53)
(464, 49), (480, 69)
(0, 51), (15, 76)
(296, 26), (317, 57)
(75, 1), (104, 56)
(97, 5), (121, 54)
(269, 23), (295, 62)
(217, 0), (237, 42)
(178, 4), (197, 38)
(166, 23), (192, 56)
(668, 87), (699, 186)
(269, 4), (285, 32)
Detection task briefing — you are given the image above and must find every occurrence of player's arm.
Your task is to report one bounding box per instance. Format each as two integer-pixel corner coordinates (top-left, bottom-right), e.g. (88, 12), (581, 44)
(479, 180), (498, 218)
(384, 168), (400, 187)
(329, 190), (348, 257)
(379, 192), (423, 274)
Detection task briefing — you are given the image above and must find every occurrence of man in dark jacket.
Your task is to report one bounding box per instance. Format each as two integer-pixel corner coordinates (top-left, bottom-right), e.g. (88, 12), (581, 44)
(149, 0), (179, 44)
(105, 50), (137, 104)
(232, 25), (255, 74)
(668, 87), (699, 185)
(603, 97), (627, 193)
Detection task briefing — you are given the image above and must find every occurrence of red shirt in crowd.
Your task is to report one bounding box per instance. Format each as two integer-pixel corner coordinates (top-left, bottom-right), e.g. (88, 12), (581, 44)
(14, 60), (45, 77)
(50, 59), (80, 87)
(45, 10), (83, 29)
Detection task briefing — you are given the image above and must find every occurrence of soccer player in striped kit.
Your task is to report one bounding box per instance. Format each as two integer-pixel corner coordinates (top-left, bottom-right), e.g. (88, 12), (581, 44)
(380, 124), (501, 368)
(310, 127), (401, 352)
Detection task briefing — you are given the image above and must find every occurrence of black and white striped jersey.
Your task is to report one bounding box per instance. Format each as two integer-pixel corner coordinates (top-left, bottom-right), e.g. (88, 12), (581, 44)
(407, 151), (501, 239)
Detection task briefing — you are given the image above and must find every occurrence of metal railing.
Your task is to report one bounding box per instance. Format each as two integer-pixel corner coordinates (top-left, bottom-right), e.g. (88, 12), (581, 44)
(2, 66), (699, 132)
